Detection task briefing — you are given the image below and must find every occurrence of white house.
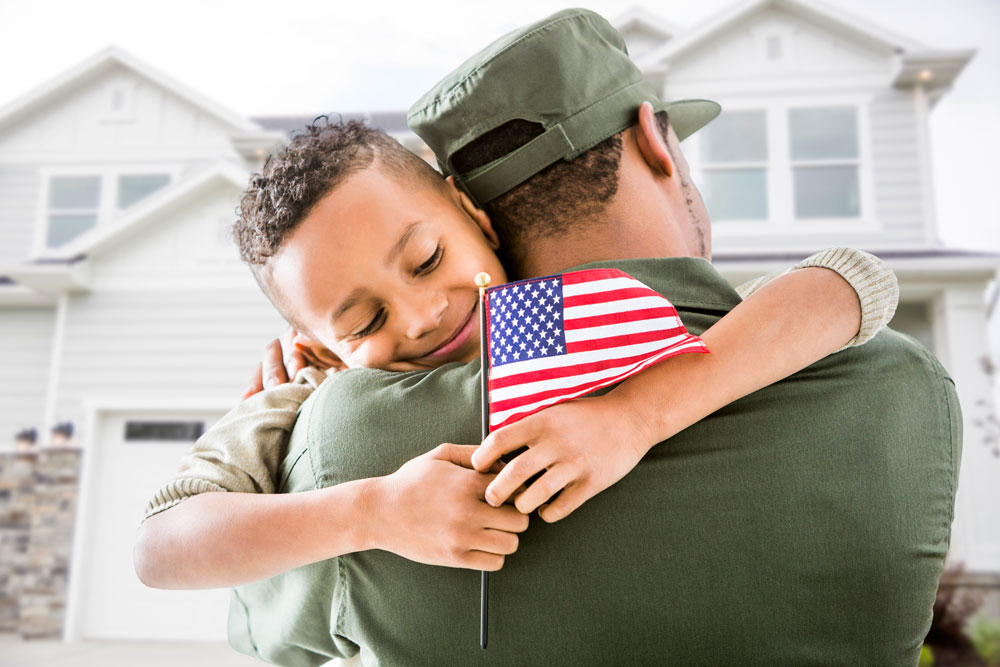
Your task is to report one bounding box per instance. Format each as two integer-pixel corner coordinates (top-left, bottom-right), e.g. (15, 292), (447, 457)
(0, 0), (995, 645)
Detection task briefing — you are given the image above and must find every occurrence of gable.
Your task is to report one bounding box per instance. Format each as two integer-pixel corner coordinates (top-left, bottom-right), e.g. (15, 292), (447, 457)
(86, 177), (253, 290)
(0, 62), (244, 161)
(620, 23), (672, 61)
(666, 5), (890, 88)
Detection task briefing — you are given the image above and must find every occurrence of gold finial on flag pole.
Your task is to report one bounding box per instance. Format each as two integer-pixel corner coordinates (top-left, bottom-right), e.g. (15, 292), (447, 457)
(475, 271), (491, 650)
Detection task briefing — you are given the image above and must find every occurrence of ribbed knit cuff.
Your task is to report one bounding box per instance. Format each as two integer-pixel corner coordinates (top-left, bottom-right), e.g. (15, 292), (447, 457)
(142, 478), (230, 523)
(794, 247), (899, 351)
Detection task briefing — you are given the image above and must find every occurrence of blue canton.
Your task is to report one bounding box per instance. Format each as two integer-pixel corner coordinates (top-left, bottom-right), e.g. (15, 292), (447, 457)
(487, 276), (567, 368)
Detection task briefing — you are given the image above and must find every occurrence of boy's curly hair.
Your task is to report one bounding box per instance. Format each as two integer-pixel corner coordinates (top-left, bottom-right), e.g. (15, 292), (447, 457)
(234, 117), (444, 268)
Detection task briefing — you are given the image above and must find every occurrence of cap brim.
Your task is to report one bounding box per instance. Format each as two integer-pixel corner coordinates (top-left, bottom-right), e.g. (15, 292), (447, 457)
(660, 99), (722, 142)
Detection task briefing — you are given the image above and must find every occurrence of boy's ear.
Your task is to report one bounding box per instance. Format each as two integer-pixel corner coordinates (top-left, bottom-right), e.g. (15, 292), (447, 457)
(447, 175), (501, 250)
(635, 101), (674, 178)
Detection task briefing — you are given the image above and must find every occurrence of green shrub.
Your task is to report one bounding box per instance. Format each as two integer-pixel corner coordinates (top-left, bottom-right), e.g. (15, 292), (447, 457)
(971, 616), (1000, 665)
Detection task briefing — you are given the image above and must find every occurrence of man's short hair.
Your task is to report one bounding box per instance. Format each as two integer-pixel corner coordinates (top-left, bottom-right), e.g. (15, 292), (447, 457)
(451, 112), (673, 272)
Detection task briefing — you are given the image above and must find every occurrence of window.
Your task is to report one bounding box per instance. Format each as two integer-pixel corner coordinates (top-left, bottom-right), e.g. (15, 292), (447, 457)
(788, 107), (860, 219)
(124, 420), (205, 442)
(46, 175), (101, 247)
(699, 110), (769, 221)
(693, 102), (867, 227)
(117, 173), (170, 209)
(40, 170), (174, 251)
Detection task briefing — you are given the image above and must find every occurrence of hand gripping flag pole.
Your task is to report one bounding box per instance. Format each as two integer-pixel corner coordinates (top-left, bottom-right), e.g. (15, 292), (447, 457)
(475, 271), (491, 650)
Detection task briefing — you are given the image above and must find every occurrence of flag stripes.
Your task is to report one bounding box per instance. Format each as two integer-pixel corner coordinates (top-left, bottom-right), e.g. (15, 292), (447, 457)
(485, 268), (708, 430)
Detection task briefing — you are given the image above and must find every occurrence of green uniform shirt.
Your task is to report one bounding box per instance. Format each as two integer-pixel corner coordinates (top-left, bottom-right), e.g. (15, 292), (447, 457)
(229, 257), (960, 667)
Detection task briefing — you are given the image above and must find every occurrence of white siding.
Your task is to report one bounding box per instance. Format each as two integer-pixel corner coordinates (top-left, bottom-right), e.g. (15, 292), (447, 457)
(869, 89), (926, 241)
(53, 288), (286, 431)
(0, 166), (41, 264)
(0, 306), (55, 450)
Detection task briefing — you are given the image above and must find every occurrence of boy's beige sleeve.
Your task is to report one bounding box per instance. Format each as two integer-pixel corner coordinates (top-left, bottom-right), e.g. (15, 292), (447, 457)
(734, 247), (899, 351)
(141, 366), (330, 523)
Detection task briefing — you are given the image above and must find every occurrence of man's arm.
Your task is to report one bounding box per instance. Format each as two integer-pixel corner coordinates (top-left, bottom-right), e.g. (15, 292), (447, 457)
(473, 248), (898, 520)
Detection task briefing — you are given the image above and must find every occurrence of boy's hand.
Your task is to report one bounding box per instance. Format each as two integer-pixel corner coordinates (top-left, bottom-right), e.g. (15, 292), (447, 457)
(243, 327), (344, 399)
(471, 395), (654, 523)
(367, 444), (529, 571)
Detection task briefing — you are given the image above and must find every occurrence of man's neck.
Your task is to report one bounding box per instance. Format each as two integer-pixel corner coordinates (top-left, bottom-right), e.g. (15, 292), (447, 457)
(515, 217), (699, 279)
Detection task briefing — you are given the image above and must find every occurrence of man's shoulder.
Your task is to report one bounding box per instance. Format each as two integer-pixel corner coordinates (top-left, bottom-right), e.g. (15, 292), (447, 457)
(838, 326), (952, 385)
(290, 361), (484, 485)
(303, 360), (482, 418)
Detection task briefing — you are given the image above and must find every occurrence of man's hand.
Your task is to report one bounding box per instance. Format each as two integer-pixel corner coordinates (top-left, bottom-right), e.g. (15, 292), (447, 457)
(243, 327), (344, 399)
(471, 395), (653, 523)
(366, 444), (529, 571)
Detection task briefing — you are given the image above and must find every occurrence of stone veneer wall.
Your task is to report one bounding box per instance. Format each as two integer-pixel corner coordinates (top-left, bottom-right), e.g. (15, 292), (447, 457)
(0, 449), (81, 639)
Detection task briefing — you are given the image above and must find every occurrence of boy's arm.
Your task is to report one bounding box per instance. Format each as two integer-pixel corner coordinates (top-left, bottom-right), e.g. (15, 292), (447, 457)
(134, 443), (527, 589)
(472, 248), (898, 522)
(135, 364), (526, 589)
(142, 366), (328, 522)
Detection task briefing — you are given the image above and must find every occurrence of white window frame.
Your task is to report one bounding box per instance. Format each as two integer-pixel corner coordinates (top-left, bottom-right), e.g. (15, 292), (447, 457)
(33, 165), (181, 256)
(687, 93), (875, 238)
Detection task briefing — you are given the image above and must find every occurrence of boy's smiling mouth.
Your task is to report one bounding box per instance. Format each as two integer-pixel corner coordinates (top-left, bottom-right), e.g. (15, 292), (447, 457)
(423, 302), (478, 362)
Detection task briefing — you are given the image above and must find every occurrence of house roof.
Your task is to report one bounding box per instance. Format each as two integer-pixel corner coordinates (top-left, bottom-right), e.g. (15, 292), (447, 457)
(0, 46), (262, 136)
(637, 0), (928, 67)
(253, 110), (411, 136)
(612, 6), (683, 42)
(37, 161), (249, 261)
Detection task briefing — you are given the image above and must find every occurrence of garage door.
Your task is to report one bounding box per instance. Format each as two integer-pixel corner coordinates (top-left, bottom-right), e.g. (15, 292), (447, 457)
(71, 408), (235, 641)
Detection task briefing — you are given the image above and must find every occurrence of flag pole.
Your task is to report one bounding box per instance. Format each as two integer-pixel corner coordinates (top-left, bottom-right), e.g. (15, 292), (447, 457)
(475, 271), (491, 650)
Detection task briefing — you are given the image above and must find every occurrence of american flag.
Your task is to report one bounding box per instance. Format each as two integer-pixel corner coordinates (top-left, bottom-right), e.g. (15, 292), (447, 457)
(484, 268), (709, 430)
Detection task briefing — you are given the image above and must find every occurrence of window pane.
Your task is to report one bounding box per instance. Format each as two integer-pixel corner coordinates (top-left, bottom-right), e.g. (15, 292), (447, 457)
(789, 107), (858, 160)
(47, 214), (98, 247)
(48, 176), (101, 209)
(124, 420), (205, 442)
(118, 173), (171, 208)
(700, 111), (767, 163)
(794, 166), (860, 218)
(703, 169), (768, 221)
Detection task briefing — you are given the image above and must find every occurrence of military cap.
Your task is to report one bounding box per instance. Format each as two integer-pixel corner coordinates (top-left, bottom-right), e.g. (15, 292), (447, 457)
(408, 8), (720, 205)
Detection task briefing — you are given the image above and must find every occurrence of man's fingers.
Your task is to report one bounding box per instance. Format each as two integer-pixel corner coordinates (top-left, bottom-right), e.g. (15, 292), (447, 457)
(484, 448), (553, 507)
(537, 482), (593, 523)
(243, 363), (264, 399)
(262, 339), (289, 388)
(472, 421), (536, 472)
(513, 466), (574, 515)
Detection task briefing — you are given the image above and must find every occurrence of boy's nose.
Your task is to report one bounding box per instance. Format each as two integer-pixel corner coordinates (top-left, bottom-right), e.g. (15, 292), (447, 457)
(402, 292), (448, 340)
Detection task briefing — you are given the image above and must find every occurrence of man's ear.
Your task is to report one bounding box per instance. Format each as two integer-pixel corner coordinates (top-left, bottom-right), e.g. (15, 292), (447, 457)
(635, 101), (674, 178)
(447, 175), (501, 250)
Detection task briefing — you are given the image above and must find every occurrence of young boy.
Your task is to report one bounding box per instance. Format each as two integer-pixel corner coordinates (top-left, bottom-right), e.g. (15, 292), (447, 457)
(134, 120), (897, 590)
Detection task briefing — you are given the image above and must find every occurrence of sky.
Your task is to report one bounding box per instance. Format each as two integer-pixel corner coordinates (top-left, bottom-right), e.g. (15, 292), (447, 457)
(0, 0), (997, 254)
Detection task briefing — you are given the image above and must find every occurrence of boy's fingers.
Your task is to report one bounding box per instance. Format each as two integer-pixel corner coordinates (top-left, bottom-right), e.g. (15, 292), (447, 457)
(484, 448), (552, 507)
(476, 528), (520, 556)
(243, 363), (264, 399)
(462, 551), (505, 572)
(431, 443), (481, 469)
(481, 504), (530, 533)
(262, 339), (289, 388)
(513, 467), (574, 515)
(537, 482), (593, 523)
(473, 421), (536, 472)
